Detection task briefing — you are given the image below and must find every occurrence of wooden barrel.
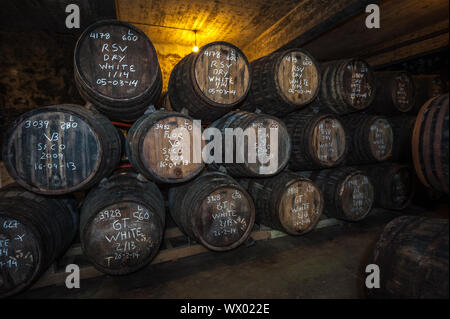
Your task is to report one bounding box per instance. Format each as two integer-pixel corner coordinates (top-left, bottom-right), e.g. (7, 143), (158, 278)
(301, 167), (374, 221)
(0, 184), (77, 298)
(2, 104), (122, 195)
(286, 112), (347, 170)
(369, 71), (415, 114)
(208, 111), (291, 177)
(80, 170), (165, 275)
(127, 110), (205, 183)
(412, 94), (449, 193)
(168, 41), (251, 122)
(388, 115), (416, 162)
(412, 74), (448, 113)
(311, 58), (375, 114)
(241, 49), (320, 116)
(169, 171), (255, 251)
(241, 171), (323, 235)
(342, 114), (393, 164)
(74, 20), (162, 122)
(359, 164), (415, 210)
(368, 216), (449, 299)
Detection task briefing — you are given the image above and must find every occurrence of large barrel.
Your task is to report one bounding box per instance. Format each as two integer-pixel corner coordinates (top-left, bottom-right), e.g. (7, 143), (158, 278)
(241, 171), (323, 235)
(368, 216), (449, 299)
(311, 58), (376, 114)
(74, 20), (162, 122)
(80, 170), (165, 275)
(412, 74), (447, 113)
(368, 71), (415, 114)
(412, 94), (449, 193)
(241, 49), (320, 116)
(286, 112), (347, 170)
(208, 111), (291, 177)
(388, 115), (416, 162)
(168, 41), (251, 122)
(342, 114), (393, 165)
(2, 104), (122, 195)
(359, 164), (415, 210)
(301, 167), (374, 221)
(169, 172), (255, 251)
(0, 185), (77, 298)
(126, 110), (205, 183)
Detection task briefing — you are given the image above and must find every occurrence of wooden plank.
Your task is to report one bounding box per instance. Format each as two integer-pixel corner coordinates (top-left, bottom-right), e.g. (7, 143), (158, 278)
(243, 0), (375, 61)
(366, 32), (449, 67)
(30, 218), (346, 290)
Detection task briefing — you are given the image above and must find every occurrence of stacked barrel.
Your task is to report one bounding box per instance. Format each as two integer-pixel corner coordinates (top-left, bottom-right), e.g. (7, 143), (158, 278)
(1, 18), (448, 300)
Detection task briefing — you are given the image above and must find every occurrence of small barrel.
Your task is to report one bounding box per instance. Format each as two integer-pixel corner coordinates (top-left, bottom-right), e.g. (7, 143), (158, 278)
(241, 49), (320, 116)
(342, 114), (393, 164)
(286, 112), (348, 170)
(368, 216), (449, 299)
(0, 185), (77, 298)
(169, 172), (255, 251)
(359, 164), (415, 210)
(80, 170), (165, 275)
(2, 104), (122, 195)
(388, 115), (416, 162)
(127, 110), (205, 183)
(412, 74), (448, 113)
(168, 41), (251, 122)
(302, 167), (374, 221)
(412, 94), (449, 193)
(241, 171), (323, 235)
(209, 111), (291, 177)
(369, 71), (415, 114)
(311, 58), (376, 114)
(74, 20), (162, 122)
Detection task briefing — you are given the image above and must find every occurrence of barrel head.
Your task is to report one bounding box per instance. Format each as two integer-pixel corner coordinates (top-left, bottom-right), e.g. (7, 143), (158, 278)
(339, 173), (374, 221)
(194, 42), (250, 106)
(75, 20), (159, 103)
(311, 117), (346, 166)
(278, 180), (323, 235)
(368, 118), (393, 161)
(0, 216), (41, 298)
(81, 201), (164, 275)
(195, 187), (254, 251)
(5, 110), (101, 194)
(276, 50), (320, 106)
(342, 59), (375, 110)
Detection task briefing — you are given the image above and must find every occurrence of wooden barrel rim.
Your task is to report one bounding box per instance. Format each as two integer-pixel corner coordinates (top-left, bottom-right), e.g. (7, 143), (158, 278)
(191, 184), (255, 251)
(191, 41), (251, 108)
(135, 112), (205, 183)
(412, 96), (437, 188)
(339, 59), (375, 109)
(81, 199), (164, 274)
(0, 211), (43, 297)
(433, 97), (448, 193)
(274, 48), (321, 107)
(74, 19), (159, 103)
(275, 178), (323, 235)
(307, 114), (346, 166)
(3, 105), (104, 194)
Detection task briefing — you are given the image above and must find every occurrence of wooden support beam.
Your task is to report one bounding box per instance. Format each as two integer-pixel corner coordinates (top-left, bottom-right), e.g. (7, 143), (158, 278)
(366, 32), (449, 68)
(243, 0), (375, 61)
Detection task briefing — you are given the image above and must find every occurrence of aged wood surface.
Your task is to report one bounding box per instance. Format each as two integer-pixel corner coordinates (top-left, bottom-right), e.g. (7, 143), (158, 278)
(127, 110), (205, 183)
(74, 20), (162, 121)
(2, 104), (121, 195)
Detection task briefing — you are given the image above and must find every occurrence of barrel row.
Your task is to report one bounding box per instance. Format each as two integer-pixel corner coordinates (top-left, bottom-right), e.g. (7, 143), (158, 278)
(4, 103), (418, 194)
